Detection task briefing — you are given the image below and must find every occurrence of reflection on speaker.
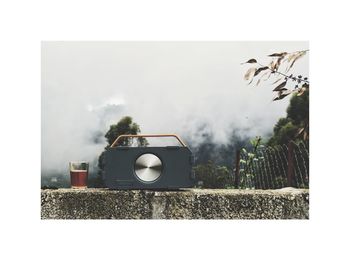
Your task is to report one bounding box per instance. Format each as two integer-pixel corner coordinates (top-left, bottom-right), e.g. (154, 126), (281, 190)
(134, 153), (162, 182)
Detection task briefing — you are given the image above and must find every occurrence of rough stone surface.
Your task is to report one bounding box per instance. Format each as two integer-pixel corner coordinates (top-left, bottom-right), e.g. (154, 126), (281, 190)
(41, 188), (309, 219)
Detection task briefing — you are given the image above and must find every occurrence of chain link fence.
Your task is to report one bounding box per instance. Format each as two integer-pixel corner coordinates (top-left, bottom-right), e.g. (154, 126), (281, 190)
(234, 141), (309, 189)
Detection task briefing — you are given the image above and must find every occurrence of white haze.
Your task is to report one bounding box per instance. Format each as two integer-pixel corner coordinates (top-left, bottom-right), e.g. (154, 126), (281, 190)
(41, 41), (309, 174)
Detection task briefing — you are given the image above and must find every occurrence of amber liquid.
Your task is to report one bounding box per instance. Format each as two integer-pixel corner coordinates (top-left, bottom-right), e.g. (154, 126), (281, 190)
(70, 170), (88, 188)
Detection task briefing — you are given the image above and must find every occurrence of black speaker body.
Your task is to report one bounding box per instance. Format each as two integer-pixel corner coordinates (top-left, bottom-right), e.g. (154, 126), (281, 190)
(104, 146), (195, 190)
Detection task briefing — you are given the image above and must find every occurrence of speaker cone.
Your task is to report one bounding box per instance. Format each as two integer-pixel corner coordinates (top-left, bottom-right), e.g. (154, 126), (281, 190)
(134, 153), (162, 182)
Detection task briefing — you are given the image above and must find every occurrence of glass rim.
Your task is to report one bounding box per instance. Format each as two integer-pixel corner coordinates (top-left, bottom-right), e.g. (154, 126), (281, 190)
(69, 161), (89, 164)
(69, 161), (89, 171)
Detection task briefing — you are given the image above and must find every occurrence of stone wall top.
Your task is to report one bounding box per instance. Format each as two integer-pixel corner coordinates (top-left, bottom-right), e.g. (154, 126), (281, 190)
(41, 188), (309, 219)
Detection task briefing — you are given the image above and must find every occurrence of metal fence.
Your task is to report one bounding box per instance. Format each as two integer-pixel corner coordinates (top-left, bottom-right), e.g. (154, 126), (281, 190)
(234, 141), (309, 189)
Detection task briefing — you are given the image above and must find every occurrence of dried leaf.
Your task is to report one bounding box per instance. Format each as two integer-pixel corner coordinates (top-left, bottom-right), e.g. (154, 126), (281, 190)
(286, 51), (307, 72)
(273, 91), (291, 101)
(287, 53), (298, 62)
(274, 62), (280, 72)
(288, 51), (306, 71)
(264, 71), (272, 81)
(270, 60), (278, 71)
(270, 52), (288, 72)
(255, 71), (270, 86)
(273, 81), (287, 91)
(244, 67), (257, 82)
(256, 79), (261, 86)
(254, 66), (269, 76)
(275, 55), (286, 70)
(279, 90), (292, 99)
(248, 77), (255, 85)
(303, 130), (308, 140)
(297, 87), (307, 96)
(241, 58), (257, 64)
(296, 127), (305, 136)
(271, 78), (283, 85)
(268, 52), (287, 57)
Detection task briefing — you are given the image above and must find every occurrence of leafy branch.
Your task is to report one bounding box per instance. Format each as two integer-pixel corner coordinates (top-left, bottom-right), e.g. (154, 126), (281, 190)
(241, 50), (309, 101)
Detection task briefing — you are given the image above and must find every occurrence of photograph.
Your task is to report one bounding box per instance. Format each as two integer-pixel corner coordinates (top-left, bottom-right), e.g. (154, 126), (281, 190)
(41, 41), (309, 219)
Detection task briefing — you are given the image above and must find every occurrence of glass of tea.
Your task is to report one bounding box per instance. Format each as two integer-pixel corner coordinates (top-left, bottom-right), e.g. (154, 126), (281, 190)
(69, 162), (89, 189)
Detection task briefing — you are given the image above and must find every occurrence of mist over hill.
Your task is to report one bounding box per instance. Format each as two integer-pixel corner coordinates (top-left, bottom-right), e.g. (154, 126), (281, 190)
(42, 41), (308, 183)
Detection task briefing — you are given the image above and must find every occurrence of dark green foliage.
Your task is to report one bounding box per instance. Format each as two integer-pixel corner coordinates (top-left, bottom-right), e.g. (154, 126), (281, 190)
(194, 161), (233, 188)
(268, 89), (309, 146)
(268, 121), (299, 146)
(273, 117), (291, 134)
(287, 87), (309, 124)
(104, 116), (148, 146)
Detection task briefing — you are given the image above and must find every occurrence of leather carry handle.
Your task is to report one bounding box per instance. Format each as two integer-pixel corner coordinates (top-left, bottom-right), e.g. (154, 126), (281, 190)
(110, 134), (187, 148)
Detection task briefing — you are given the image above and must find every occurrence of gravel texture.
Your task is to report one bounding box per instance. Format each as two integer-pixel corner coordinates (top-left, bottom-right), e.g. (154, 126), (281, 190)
(41, 187), (309, 219)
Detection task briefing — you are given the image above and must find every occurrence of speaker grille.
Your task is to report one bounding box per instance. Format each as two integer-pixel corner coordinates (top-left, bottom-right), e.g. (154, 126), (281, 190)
(134, 153), (162, 182)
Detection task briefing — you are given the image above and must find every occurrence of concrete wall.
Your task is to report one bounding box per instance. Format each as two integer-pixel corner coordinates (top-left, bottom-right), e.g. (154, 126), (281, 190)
(41, 188), (309, 219)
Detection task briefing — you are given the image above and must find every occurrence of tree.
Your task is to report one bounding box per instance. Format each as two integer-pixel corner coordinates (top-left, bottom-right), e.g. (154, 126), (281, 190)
(268, 88), (309, 146)
(194, 161), (233, 188)
(97, 116), (148, 184)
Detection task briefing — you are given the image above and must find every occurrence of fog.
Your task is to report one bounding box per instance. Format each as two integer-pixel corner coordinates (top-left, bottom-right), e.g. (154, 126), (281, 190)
(42, 41), (308, 174)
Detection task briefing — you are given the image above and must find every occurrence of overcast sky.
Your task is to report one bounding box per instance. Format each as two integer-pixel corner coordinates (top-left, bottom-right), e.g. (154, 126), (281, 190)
(41, 41), (308, 173)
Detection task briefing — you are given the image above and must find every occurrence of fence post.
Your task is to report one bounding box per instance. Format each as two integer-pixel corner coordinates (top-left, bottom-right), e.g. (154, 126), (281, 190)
(234, 149), (240, 189)
(287, 141), (295, 187)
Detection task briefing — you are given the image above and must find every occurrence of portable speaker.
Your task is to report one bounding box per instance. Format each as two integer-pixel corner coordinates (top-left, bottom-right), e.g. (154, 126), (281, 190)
(104, 134), (195, 189)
